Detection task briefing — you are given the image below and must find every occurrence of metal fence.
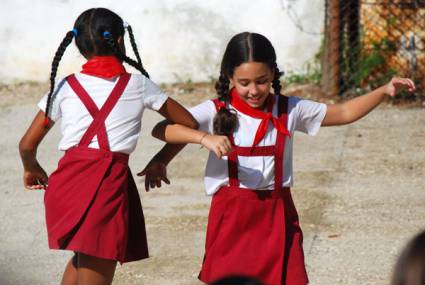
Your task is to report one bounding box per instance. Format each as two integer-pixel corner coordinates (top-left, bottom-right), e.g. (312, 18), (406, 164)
(321, 0), (425, 98)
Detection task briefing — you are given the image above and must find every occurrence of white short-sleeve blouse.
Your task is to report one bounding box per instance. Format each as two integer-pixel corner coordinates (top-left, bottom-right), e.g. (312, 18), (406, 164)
(38, 73), (168, 154)
(189, 95), (327, 195)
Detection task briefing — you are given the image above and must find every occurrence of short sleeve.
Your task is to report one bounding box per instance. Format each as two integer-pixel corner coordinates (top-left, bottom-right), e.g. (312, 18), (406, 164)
(293, 97), (327, 136)
(37, 78), (67, 121)
(141, 76), (168, 111)
(188, 100), (216, 133)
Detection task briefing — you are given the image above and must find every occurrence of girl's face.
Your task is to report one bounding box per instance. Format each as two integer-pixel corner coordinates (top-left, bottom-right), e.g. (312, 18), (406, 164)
(229, 61), (274, 108)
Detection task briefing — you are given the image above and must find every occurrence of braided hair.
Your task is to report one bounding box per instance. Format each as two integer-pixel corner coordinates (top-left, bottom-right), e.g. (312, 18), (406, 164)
(213, 32), (284, 136)
(44, 8), (149, 125)
(213, 73), (236, 136)
(44, 31), (74, 126)
(127, 25), (142, 67)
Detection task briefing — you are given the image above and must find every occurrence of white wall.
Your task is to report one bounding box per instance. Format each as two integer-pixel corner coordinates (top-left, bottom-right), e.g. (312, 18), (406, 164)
(0, 0), (324, 83)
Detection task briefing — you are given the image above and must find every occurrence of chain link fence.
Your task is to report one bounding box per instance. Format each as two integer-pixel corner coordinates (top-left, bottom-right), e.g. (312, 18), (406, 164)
(321, 0), (425, 98)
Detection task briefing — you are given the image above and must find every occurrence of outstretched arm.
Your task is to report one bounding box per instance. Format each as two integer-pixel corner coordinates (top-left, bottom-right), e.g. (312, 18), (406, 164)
(322, 77), (415, 126)
(19, 111), (54, 190)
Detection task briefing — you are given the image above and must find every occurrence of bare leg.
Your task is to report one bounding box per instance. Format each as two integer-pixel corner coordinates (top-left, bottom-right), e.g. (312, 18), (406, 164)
(61, 253), (78, 285)
(77, 252), (117, 285)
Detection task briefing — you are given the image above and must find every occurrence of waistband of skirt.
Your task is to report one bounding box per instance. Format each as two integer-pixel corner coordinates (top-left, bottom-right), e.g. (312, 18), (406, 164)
(65, 146), (129, 164)
(215, 186), (291, 199)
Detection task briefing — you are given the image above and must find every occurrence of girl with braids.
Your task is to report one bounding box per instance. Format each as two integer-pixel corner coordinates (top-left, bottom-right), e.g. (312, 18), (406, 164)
(18, 7), (230, 285)
(145, 32), (415, 285)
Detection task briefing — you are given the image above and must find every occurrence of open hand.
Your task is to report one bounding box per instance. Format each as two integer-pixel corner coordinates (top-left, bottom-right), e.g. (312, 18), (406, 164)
(23, 163), (48, 190)
(200, 134), (232, 159)
(137, 160), (170, 192)
(385, 77), (416, 97)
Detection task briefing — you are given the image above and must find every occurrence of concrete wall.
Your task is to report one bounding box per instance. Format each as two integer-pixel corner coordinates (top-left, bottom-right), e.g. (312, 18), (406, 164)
(0, 0), (324, 83)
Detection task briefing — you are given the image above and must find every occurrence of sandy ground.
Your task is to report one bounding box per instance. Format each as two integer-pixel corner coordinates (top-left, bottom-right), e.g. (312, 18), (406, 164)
(0, 82), (424, 285)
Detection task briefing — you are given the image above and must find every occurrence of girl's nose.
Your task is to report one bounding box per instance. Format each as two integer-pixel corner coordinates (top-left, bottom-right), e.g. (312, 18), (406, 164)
(249, 84), (259, 95)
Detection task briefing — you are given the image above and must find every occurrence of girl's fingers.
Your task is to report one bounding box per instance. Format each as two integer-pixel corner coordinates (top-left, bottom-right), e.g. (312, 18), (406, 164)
(163, 176), (170, 184)
(24, 177), (47, 190)
(225, 138), (232, 150)
(219, 145), (229, 156)
(214, 149), (222, 159)
(225, 143), (232, 153)
(156, 178), (162, 188)
(36, 179), (48, 188)
(26, 184), (44, 190)
(145, 177), (150, 192)
(220, 142), (230, 153)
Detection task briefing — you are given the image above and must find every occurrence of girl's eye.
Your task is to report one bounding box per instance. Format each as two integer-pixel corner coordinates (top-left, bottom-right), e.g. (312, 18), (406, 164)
(239, 81), (249, 87)
(257, 79), (269, 85)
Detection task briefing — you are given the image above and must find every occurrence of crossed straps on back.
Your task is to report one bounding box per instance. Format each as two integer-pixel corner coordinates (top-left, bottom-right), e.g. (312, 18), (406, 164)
(212, 95), (289, 191)
(66, 73), (131, 151)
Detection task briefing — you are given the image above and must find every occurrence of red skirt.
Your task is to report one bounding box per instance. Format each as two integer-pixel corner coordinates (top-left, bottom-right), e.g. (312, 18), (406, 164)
(44, 146), (148, 263)
(199, 187), (308, 285)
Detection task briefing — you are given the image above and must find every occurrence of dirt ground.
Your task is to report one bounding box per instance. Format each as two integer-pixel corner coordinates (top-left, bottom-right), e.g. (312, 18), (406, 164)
(0, 82), (424, 285)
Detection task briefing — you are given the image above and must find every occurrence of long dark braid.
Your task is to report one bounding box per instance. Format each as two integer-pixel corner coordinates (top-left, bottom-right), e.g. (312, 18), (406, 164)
(44, 31), (74, 125)
(213, 73), (237, 136)
(215, 73), (230, 100)
(126, 25), (143, 67)
(272, 63), (284, 96)
(104, 33), (150, 78)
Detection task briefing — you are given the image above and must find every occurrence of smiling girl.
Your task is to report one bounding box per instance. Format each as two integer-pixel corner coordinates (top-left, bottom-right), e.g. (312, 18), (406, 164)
(143, 32), (415, 285)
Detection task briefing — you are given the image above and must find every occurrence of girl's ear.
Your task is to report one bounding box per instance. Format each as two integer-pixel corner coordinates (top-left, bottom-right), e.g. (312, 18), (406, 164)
(229, 76), (235, 87)
(117, 36), (126, 54)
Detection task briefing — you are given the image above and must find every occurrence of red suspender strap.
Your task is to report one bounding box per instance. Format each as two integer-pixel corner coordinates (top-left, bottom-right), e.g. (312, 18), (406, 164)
(67, 74), (109, 150)
(66, 73), (131, 150)
(232, 146), (274, 156)
(228, 136), (239, 187)
(80, 73), (130, 148)
(274, 95), (289, 191)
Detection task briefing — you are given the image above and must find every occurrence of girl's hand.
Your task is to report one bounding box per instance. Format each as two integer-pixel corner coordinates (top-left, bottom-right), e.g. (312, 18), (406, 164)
(385, 77), (416, 97)
(23, 163), (48, 190)
(137, 160), (170, 192)
(200, 134), (232, 159)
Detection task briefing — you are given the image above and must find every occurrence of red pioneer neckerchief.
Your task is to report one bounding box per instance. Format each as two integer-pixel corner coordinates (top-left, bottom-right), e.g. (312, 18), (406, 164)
(229, 87), (290, 147)
(81, 56), (126, 79)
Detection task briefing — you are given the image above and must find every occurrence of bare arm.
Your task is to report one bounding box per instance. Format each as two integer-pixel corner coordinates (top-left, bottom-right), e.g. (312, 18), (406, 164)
(322, 77), (415, 126)
(154, 98), (231, 157)
(19, 111), (54, 190)
(156, 97), (199, 129)
(140, 98), (231, 191)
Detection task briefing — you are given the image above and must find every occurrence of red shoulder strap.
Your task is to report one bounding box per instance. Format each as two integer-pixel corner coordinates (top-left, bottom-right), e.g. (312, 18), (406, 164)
(274, 95), (289, 191)
(66, 73), (131, 150)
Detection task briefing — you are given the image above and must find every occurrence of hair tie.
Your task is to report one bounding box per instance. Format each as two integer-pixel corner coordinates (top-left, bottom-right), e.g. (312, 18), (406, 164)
(217, 100), (226, 111)
(103, 31), (111, 39)
(71, 28), (78, 37)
